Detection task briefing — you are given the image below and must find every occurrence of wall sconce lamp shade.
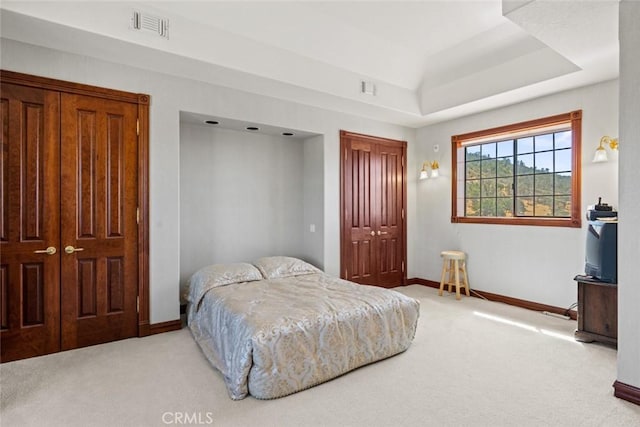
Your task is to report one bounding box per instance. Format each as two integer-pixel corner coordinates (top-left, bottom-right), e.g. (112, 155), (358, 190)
(593, 136), (618, 162)
(419, 161), (440, 180)
(419, 164), (429, 180)
(430, 161), (439, 178)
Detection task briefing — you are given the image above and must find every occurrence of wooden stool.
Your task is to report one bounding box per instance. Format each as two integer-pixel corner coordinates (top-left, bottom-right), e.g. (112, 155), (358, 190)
(439, 250), (470, 300)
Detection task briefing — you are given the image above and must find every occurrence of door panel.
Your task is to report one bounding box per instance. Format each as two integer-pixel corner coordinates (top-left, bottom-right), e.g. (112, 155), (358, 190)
(60, 94), (138, 350)
(377, 145), (404, 287)
(350, 239), (375, 281)
(343, 137), (378, 283)
(0, 83), (61, 362)
(106, 257), (125, 312)
(341, 132), (406, 288)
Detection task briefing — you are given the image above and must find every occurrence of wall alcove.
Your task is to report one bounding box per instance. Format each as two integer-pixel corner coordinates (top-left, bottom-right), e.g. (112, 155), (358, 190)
(178, 112), (324, 297)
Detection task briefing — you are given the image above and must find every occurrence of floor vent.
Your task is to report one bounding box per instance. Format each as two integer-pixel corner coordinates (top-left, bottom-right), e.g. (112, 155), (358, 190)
(132, 10), (169, 39)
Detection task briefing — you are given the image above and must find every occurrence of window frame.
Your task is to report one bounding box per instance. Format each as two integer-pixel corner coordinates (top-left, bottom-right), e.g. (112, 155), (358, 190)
(451, 110), (582, 228)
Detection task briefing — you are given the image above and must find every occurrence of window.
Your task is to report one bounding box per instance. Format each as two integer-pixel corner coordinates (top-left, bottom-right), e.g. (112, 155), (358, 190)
(451, 111), (582, 227)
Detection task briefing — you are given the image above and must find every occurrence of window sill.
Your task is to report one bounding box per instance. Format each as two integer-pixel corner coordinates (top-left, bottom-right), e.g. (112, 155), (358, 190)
(451, 216), (581, 228)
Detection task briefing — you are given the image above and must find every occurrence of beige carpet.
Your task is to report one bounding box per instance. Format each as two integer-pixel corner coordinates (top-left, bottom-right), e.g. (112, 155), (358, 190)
(1, 285), (639, 427)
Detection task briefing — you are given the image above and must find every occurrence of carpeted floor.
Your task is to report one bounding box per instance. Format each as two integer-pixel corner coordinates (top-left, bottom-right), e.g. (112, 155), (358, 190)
(1, 285), (639, 426)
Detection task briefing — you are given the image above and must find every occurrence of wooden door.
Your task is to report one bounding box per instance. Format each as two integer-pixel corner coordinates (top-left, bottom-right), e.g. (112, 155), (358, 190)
(340, 131), (406, 288)
(343, 137), (377, 283)
(0, 83), (62, 362)
(0, 71), (149, 362)
(60, 94), (139, 350)
(376, 143), (405, 287)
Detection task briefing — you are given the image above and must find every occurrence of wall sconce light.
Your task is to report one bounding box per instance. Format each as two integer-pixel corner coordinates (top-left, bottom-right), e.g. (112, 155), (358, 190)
(593, 136), (618, 163)
(419, 162), (429, 180)
(430, 161), (440, 178)
(419, 161), (440, 180)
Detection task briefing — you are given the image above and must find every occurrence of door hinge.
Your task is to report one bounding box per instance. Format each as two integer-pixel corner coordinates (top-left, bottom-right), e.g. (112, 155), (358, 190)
(402, 261), (405, 273)
(136, 119), (140, 136)
(136, 207), (140, 224)
(137, 296), (140, 313)
(344, 268), (348, 278)
(402, 209), (404, 220)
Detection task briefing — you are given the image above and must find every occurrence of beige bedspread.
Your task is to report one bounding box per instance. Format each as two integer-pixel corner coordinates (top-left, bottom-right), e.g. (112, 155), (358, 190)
(188, 272), (419, 400)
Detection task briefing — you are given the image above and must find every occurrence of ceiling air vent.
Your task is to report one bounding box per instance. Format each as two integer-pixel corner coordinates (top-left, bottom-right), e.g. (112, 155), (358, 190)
(361, 80), (376, 96)
(132, 10), (169, 39)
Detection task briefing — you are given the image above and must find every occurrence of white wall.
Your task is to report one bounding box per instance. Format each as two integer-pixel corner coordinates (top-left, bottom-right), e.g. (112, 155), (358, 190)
(302, 135), (325, 269)
(617, 0), (640, 391)
(412, 80), (619, 309)
(179, 124), (309, 298)
(0, 38), (415, 323)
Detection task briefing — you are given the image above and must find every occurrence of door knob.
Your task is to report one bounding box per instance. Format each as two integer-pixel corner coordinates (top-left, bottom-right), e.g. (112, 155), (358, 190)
(370, 231), (375, 236)
(64, 245), (85, 254)
(377, 231), (388, 235)
(34, 246), (57, 255)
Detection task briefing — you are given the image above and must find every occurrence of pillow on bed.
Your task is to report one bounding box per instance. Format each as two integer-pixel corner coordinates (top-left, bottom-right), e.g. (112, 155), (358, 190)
(186, 263), (263, 304)
(253, 256), (320, 279)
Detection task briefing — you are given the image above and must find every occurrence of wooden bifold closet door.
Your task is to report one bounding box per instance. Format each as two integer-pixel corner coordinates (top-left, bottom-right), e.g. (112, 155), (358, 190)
(340, 130), (407, 288)
(1, 78), (142, 362)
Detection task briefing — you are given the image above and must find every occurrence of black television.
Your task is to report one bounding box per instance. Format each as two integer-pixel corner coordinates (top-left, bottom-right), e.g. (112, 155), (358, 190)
(585, 220), (617, 283)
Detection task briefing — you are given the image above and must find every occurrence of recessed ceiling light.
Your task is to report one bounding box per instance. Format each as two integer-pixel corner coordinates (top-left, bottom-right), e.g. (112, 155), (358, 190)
(282, 132), (294, 136)
(205, 120), (219, 125)
(246, 126), (259, 131)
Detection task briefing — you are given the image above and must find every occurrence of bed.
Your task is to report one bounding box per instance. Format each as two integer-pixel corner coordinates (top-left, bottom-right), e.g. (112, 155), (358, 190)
(187, 256), (420, 400)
